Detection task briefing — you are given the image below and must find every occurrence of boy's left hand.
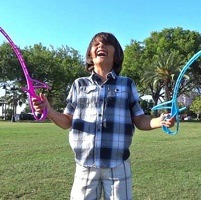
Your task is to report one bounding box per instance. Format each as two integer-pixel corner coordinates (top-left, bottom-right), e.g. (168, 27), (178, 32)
(159, 113), (176, 128)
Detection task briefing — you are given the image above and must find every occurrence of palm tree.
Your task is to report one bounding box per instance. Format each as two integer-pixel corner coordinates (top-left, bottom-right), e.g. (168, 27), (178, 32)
(141, 50), (185, 114)
(0, 82), (25, 120)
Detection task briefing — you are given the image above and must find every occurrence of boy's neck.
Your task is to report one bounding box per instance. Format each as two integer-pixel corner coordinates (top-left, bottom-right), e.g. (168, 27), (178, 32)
(94, 66), (112, 82)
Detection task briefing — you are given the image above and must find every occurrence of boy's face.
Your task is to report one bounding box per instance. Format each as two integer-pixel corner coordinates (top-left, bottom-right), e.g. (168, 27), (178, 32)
(90, 37), (115, 69)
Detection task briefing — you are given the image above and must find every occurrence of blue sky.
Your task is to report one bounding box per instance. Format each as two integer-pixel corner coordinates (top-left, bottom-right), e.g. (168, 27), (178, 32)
(1, 0), (201, 57)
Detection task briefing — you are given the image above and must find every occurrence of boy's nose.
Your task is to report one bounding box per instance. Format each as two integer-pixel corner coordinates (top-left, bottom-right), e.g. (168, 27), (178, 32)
(98, 42), (105, 48)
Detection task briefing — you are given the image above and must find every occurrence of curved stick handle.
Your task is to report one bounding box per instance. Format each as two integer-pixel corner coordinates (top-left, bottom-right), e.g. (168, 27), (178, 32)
(162, 106), (186, 134)
(29, 95), (48, 121)
(162, 116), (179, 135)
(152, 100), (186, 135)
(22, 78), (50, 121)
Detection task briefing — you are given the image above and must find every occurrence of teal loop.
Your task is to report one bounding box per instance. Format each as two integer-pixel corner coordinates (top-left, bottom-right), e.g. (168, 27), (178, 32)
(152, 50), (201, 134)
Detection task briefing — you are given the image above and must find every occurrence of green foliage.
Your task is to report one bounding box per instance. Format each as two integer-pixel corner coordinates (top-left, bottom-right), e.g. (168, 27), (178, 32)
(143, 27), (201, 56)
(123, 27), (201, 110)
(190, 95), (201, 119)
(121, 40), (144, 84)
(1, 26), (201, 112)
(0, 42), (24, 81)
(0, 43), (88, 111)
(140, 99), (153, 115)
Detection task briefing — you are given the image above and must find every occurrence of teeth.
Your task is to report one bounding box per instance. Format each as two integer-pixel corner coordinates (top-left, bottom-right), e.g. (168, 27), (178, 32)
(97, 51), (106, 56)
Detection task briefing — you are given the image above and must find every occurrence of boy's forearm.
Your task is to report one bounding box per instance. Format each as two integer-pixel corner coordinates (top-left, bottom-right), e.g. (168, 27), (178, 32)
(47, 108), (72, 129)
(134, 115), (161, 130)
(150, 117), (161, 129)
(134, 114), (174, 131)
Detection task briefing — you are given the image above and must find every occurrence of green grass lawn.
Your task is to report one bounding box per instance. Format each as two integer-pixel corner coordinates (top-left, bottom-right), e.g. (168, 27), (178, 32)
(0, 121), (201, 200)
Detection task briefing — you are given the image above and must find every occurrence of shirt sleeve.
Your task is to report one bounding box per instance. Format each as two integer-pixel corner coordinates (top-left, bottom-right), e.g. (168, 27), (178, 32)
(130, 81), (144, 117)
(64, 81), (77, 115)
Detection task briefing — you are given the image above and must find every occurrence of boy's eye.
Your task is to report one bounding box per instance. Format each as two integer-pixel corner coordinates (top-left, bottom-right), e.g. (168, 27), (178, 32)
(92, 42), (111, 47)
(103, 42), (110, 45)
(92, 43), (98, 46)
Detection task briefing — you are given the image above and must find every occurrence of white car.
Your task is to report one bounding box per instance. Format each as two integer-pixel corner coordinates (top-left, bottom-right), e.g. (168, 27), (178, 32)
(184, 116), (191, 120)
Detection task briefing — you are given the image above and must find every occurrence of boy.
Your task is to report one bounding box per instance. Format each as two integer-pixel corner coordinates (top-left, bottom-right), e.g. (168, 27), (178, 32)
(33, 32), (174, 200)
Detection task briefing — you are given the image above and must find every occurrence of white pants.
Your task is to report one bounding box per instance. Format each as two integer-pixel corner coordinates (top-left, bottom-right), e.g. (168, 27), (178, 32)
(70, 160), (132, 200)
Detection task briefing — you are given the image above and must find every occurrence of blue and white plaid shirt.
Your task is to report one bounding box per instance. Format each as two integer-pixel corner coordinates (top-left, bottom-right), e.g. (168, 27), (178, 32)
(65, 70), (144, 168)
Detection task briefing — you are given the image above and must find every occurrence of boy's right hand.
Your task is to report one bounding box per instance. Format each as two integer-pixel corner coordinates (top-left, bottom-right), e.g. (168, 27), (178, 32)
(32, 93), (50, 115)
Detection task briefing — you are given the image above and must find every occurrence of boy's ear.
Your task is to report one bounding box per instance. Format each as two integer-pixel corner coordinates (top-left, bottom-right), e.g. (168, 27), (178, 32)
(113, 55), (118, 63)
(89, 55), (94, 63)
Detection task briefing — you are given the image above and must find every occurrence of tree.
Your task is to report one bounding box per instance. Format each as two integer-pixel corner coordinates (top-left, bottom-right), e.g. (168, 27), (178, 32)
(0, 42), (23, 82)
(0, 82), (24, 120)
(121, 40), (144, 85)
(123, 27), (201, 111)
(0, 42), (88, 112)
(190, 95), (201, 120)
(142, 27), (201, 100)
(141, 50), (185, 106)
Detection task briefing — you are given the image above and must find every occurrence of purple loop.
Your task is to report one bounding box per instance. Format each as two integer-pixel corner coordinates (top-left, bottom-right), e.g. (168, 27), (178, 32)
(0, 27), (50, 121)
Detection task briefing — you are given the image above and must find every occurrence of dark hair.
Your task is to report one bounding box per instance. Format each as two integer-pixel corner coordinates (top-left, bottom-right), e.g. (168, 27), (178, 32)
(85, 32), (124, 75)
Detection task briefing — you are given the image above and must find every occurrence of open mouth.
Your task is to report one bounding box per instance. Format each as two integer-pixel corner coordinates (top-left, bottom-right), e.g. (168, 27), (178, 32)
(96, 51), (107, 57)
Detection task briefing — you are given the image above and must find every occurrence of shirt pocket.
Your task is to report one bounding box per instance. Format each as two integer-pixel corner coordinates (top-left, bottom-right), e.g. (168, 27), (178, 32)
(105, 87), (129, 108)
(76, 85), (98, 120)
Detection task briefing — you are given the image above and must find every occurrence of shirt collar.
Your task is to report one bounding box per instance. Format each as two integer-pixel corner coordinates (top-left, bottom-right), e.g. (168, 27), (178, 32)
(90, 70), (116, 82)
(107, 70), (116, 79)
